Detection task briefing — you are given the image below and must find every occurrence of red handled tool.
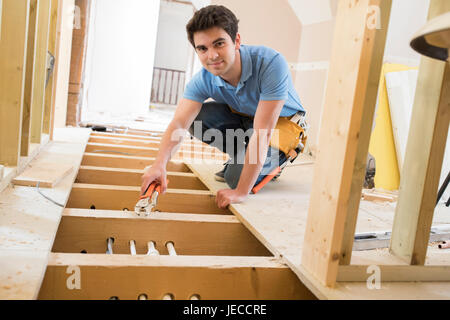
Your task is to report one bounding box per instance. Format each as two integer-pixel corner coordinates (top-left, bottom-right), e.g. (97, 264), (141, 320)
(135, 181), (162, 216)
(251, 148), (300, 194)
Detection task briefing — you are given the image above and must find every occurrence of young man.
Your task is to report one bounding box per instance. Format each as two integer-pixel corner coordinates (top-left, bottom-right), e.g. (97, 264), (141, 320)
(141, 5), (306, 209)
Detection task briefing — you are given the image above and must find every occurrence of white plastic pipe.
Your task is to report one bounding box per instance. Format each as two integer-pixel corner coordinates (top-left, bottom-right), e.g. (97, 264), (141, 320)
(162, 294), (173, 300)
(130, 240), (137, 255)
(147, 241), (160, 256)
(166, 241), (177, 256)
(106, 237), (114, 254)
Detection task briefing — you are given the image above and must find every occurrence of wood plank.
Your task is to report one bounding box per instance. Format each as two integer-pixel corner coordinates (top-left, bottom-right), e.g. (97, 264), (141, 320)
(88, 135), (210, 150)
(390, 1), (450, 265)
(85, 142), (227, 161)
(0, 0), (30, 166)
(302, 0), (388, 286)
(12, 162), (73, 187)
(91, 131), (164, 141)
(337, 265), (450, 282)
(20, 0), (39, 157)
(38, 253), (316, 300)
(188, 161), (450, 299)
(339, 0), (392, 265)
(49, 0), (69, 140)
(42, 0), (58, 134)
(81, 152), (191, 172)
(52, 209), (271, 256)
(75, 166), (208, 190)
(66, 183), (230, 215)
(29, 0), (51, 144)
(0, 128), (91, 300)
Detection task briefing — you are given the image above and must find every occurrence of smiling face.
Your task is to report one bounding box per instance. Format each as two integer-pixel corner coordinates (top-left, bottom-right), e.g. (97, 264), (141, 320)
(193, 27), (241, 80)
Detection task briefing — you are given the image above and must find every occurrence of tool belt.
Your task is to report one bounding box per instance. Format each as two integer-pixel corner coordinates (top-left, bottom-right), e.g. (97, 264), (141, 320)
(228, 106), (308, 157)
(269, 111), (308, 157)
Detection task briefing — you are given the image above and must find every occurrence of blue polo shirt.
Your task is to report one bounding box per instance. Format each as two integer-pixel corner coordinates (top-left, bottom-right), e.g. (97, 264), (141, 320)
(183, 44), (305, 117)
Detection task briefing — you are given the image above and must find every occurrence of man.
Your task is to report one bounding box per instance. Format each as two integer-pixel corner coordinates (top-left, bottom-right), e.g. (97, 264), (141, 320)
(141, 5), (306, 209)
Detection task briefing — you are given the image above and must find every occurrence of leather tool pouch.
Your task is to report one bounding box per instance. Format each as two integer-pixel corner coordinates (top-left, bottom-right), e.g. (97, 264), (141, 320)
(269, 116), (307, 156)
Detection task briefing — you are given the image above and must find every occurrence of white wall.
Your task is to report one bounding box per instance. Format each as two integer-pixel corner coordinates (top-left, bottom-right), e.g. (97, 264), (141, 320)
(82, 0), (160, 119)
(154, 1), (193, 71)
(383, 0), (431, 66)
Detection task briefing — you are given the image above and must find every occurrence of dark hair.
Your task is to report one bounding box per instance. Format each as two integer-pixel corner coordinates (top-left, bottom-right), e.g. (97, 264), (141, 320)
(186, 5), (239, 47)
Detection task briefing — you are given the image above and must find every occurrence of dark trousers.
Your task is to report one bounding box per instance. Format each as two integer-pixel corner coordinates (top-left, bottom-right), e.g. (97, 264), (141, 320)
(188, 102), (287, 189)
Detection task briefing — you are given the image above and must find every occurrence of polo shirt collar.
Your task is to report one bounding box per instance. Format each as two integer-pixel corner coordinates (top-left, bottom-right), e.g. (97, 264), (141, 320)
(239, 45), (252, 84)
(213, 45), (253, 88)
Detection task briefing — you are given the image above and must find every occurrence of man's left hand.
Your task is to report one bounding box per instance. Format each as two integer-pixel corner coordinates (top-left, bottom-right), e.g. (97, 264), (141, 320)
(216, 188), (248, 209)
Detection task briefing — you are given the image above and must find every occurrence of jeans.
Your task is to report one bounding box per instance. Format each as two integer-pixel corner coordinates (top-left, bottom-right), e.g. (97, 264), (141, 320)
(188, 102), (287, 189)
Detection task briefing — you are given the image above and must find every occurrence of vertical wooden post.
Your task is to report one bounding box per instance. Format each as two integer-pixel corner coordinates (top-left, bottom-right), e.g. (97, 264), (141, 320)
(30, 0), (51, 144)
(20, 0), (39, 156)
(339, 0), (392, 265)
(301, 0), (389, 287)
(66, 0), (89, 127)
(0, 0), (30, 166)
(43, 0), (59, 134)
(390, 0), (450, 266)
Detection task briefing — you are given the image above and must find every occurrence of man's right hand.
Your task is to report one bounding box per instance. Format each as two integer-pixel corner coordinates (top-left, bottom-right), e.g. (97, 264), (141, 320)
(141, 164), (168, 195)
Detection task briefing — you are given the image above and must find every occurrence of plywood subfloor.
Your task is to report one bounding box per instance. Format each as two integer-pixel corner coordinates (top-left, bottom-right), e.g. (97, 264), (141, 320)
(188, 158), (450, 300)
(0, 128), (91, 299)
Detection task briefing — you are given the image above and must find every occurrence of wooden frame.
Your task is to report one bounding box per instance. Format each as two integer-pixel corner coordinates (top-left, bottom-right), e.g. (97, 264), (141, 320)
(81, 152), (191, 171)
(37, 129), (317, 300)
(53, 209), (271, 256)
(0, 0), (62, 190)
(39, 254), (315, 300)
(0, 0), (31, 167)
(67, 183), (230, 214)
(75, 166), (208, 190)
(302, 0), (450, 288)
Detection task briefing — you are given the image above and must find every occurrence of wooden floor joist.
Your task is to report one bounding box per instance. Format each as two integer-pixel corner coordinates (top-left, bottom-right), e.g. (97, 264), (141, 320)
(88, 135), (209, 149)
(53, 209), (271, 256)
(39, 253), (315, 300)
(90, 131), (165, 141)
(85, 142), (228, 161)
(66, 183), (230, 215)
(81, 153), (190, 171)
(76, 166), (208, 190)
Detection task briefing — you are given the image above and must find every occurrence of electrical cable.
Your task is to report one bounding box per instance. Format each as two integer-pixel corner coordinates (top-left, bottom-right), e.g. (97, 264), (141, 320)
(36, 182), (64, 207)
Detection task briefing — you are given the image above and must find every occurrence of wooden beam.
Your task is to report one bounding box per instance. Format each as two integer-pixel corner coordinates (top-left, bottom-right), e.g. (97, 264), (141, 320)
(302, 0), (388, 287)
(91, 131), (164, 141)
(85, 142), (227, 161)
(86, 126), (165, 137)
(337, 265), (450, 282)
(81, 153), (191, 172)
(66, 183), (230, 215)
(66, 0), (89, 126)
(0, 0), (30, 166)
(20, 0), (39, 157)
(88, 135), (209, 150)
(38, 253), (315, 300)
(390, 0), (450, 265)
(340, 0), (392, 265)
(75, 166), (208, 190)
(29, 0), (51, 144)
(49, 0), (66, 140)
(42, 0), (59, 134)
(52, 209), (271, 256)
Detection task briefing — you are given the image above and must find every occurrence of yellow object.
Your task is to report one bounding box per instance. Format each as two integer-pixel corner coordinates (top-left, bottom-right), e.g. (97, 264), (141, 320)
(228, 106), (306, 156)
(270, 117), (306, 156)
(368, 63), (417, 190)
